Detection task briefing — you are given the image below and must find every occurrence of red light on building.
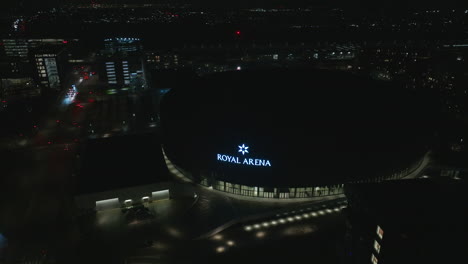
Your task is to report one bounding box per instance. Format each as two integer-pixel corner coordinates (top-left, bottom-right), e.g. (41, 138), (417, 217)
(62, 40), (68, 44)
(236, 31), (241, 35)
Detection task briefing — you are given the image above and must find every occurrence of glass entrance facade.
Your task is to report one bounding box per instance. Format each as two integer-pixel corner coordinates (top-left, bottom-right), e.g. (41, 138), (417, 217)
(196, 156), (424, 199)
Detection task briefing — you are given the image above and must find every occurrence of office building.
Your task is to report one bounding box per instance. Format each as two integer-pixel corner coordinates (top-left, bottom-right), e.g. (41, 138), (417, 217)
(30, 45), (66, 91)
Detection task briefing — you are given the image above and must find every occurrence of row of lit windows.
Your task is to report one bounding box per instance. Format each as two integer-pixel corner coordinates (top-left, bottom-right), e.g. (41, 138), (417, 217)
(211, 180), (345, 199)
(35, 54), (55, 58)
(5, 48), (28, 52)
(201, 156), (424, 199)
(371, 225), (384, 264)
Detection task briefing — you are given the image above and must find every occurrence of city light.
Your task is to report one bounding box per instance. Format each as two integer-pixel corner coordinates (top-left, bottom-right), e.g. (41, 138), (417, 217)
(3, 5), (468, 263)
(255, 231), (266, 238)
(216, 246), (225, 253)
(212, 234), (223, 240)
(63, 85), (77, 105)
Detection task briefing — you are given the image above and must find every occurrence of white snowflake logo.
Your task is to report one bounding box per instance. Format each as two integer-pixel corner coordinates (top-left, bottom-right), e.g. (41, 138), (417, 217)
(238, 144), (249, 155)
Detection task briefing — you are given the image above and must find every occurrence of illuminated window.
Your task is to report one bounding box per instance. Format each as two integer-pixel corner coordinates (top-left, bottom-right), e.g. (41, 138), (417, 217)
(374, 240), (381, 254)
(371, 254), (378, 264)
(376, 225), (384, 240)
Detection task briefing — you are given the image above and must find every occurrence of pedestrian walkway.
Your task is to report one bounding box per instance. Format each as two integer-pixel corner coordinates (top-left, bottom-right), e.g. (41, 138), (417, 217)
(195, 196), (348, 240)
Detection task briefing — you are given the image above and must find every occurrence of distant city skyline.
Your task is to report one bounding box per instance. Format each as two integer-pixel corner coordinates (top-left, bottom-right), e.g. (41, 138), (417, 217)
(2, 0), (468, 11)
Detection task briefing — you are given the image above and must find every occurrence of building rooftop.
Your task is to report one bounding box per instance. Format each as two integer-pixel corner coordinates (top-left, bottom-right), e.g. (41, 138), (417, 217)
(346, 178), (466, 221)
(345, 178), (468, 264)
(75, 132), (169, 195)
(29, 44), (66, 56)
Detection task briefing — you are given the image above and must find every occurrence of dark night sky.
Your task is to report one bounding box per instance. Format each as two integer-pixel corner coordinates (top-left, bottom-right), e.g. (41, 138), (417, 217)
(1, 0), (467, 18)
(3, 0), (468, 10)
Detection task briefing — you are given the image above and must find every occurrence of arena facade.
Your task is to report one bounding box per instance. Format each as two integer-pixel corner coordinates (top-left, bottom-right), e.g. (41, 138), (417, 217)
(160, 68), (436, 199)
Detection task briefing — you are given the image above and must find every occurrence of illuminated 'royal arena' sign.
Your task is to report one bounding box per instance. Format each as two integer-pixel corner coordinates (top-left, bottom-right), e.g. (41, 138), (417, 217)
(217, 144), (272, 167)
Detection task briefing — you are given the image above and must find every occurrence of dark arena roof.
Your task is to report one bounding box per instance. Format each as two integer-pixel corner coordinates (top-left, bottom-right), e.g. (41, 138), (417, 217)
(161, 68), (437, 187)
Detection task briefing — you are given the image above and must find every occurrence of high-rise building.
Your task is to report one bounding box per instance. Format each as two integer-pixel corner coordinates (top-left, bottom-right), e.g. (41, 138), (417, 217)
(103, 57), (144, 88)
(1, 38), (76, 61)
(1, 39), (29, 58)
(99, 37), (146, 90)
(30, 45), (66, 91)
(103, 37), (142, 55)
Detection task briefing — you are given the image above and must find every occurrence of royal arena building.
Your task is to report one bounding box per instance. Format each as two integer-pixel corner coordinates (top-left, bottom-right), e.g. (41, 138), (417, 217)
(160, 68), (435, 199)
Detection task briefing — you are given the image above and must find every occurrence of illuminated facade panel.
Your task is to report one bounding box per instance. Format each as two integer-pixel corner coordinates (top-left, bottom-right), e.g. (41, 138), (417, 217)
(376, 225), (384, 240)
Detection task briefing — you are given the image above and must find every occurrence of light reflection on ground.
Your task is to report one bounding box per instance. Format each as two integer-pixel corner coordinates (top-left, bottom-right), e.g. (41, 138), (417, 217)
(282, 224), (318, 236)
